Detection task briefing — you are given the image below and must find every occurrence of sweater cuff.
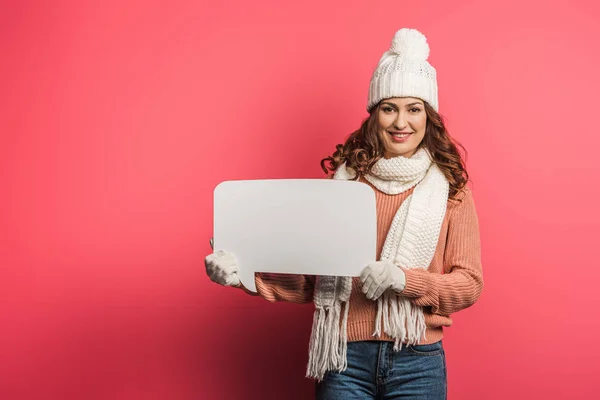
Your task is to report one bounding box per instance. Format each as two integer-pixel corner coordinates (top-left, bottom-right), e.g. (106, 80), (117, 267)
(399, 268), (430, 299)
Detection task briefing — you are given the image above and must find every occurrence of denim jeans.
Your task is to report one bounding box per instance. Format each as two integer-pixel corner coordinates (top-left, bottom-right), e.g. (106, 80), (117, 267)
(315, 340), (447, 399)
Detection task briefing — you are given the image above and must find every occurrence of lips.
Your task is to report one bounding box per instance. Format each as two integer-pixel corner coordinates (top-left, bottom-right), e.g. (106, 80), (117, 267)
(388, 131), (413, 142)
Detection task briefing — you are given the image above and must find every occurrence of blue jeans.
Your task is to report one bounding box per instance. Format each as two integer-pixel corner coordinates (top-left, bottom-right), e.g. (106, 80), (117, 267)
(315, 340), (447, 399)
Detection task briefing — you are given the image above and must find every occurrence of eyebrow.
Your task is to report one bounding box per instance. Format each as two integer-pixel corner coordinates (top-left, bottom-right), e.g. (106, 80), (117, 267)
(381, 101), (423, 108)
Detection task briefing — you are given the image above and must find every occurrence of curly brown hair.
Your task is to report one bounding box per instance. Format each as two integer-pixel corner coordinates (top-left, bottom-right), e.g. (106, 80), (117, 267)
(320, 101), (469, 200)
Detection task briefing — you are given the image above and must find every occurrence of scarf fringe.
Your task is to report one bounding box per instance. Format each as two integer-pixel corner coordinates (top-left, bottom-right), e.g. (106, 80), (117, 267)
(307, 292), (427, 382)
(373, 291), (427, 350)
(306, 299), (350, 381)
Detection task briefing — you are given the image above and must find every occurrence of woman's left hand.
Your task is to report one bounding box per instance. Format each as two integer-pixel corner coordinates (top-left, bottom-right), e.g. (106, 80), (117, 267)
(360, 260), (406, 300)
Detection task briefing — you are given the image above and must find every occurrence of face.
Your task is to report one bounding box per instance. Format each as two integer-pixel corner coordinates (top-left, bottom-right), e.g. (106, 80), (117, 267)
(377, 97), (427, 159)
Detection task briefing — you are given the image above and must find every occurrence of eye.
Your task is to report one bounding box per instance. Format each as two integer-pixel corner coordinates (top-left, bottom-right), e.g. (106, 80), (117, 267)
(409, 108), (422, 113)
(382, 106), (396, 113)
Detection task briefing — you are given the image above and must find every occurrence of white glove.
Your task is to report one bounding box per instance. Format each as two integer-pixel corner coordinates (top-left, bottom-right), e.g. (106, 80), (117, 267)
(360, 260), (406, 300)
(204, 250), (241, 287)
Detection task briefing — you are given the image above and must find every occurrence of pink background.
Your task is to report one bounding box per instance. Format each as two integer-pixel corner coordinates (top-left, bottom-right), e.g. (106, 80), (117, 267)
(2, 0), (600, 399)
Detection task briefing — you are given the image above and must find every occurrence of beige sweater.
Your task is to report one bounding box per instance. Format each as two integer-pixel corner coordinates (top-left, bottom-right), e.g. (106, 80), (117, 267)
(238, 178), (483, 345)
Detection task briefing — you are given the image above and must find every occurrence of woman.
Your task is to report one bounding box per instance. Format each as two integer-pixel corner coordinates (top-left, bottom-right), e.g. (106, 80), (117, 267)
(205, 28), (483, 399)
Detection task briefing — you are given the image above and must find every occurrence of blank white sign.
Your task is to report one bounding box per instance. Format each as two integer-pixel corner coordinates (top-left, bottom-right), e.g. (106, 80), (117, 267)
(213, 179), (377, 292)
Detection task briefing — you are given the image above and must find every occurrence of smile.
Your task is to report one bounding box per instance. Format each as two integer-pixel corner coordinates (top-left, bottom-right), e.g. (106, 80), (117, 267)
(388, 131), (412, 142)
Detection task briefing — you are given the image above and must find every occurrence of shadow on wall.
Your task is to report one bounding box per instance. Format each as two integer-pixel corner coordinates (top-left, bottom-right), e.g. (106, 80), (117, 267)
(184, 295), (316, 399)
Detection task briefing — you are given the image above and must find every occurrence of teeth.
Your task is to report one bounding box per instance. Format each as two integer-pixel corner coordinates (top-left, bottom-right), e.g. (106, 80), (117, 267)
(392, 133), (409, 138)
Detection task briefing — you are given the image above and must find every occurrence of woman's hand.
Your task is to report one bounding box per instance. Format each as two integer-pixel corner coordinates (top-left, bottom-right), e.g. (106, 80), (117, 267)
(360, 260), (406, 300)
(204, 250), (241, 287)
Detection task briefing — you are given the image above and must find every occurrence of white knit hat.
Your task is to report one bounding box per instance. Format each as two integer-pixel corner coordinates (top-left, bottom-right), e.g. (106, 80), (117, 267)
(367, 28), (438, 112)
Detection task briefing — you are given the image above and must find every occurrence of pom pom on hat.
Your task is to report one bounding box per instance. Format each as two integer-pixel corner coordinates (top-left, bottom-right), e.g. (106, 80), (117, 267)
(367, 28), (439, 112)
(390, 28), (430, 61)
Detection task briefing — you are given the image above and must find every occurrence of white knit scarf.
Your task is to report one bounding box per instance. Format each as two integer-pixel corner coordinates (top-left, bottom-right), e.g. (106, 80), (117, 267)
(306, 147), (449, 381)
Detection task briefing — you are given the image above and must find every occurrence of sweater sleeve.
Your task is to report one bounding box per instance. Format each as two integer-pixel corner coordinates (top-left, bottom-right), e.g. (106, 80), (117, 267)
(400, 188), (484, 316)
(236, 273), (316, 304)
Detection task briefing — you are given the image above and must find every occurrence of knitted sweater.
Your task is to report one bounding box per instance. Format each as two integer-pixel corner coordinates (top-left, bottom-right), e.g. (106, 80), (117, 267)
(238, 178), (483, 345)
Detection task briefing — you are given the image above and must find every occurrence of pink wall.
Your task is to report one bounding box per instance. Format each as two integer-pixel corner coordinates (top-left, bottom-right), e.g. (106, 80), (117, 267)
(2, 0), (599, 399)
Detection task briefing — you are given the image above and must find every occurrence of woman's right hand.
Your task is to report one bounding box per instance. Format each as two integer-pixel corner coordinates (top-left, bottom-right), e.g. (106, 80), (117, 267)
(204, 250), (241, 287)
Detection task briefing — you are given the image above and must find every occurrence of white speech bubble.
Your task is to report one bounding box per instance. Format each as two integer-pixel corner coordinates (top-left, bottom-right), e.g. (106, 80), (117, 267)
(212, 179), (377, 292)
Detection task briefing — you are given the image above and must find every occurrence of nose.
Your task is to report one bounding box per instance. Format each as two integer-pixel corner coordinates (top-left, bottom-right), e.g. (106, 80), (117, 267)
(394, 111), (408, 130)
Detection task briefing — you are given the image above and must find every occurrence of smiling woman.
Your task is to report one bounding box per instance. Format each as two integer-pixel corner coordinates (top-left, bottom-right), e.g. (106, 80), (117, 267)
(205, 27), (483, 400)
